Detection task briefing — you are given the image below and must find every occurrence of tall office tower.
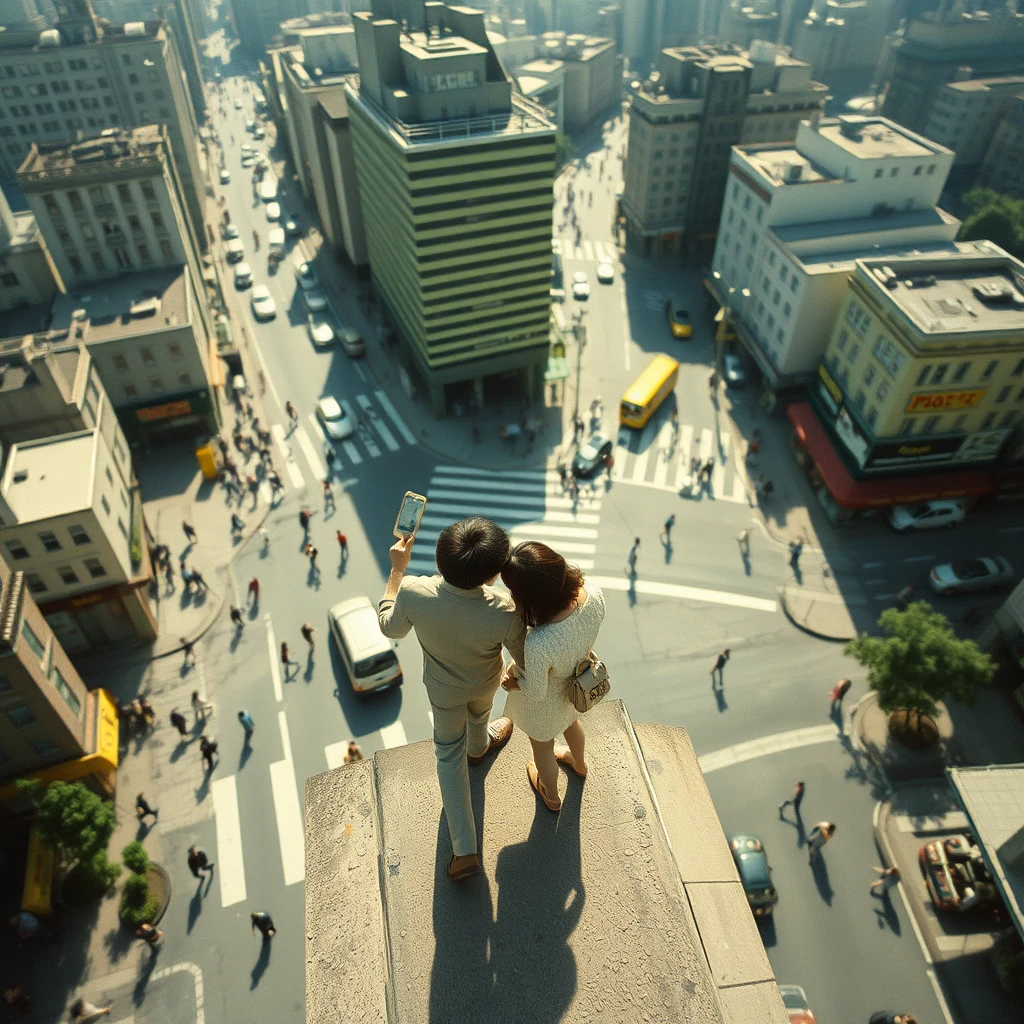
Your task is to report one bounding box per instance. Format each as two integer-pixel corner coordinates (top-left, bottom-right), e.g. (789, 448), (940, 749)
(718, 0), (780, 49)
(0, 0), (206, 246)
(162, 0), (206, 123)
(0, 0), (46, 31)
(346, 0), (556, 415)
(227, 0), (316, 56)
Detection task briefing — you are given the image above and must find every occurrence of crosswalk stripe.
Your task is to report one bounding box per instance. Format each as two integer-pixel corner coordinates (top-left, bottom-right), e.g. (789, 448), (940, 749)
(270, 710), (305, 886)
(436, 465), (556, 481)
(432, 476), (602, 505)
(340, 399), (381, 458)
(427, 487), (598, 512)
(212, 776), (247, 907)
(265, 614), (282, 703)
(297, 421), (326, 481)
(375, 389), (417, 445)
(342, 439), (362, 464)
(324, 741), (348, 770)
(680, 424), (694, 465)
(594, 241), (608, 262)
(357, 394), (400, 451)
(423, 503), (600, 524)
(629, 421), (657, 482)
(285, 455), (304, 489)
(259, 481), (273, 505)
(732, 473), (748, 502)
(699, 427), (713, 463)
(653, 421), (675, 488)
(416, 521), (599, 542)
(582, 240), (594, 261)
(380, 721), (408, 748)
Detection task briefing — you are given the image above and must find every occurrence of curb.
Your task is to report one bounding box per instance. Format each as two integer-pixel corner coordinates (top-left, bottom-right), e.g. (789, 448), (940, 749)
(777, 585), (856, 643)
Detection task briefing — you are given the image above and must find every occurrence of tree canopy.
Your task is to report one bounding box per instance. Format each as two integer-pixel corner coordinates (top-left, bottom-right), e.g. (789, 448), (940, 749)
(957, 188), (1024, 260)
(844, 601), (996, 720)
(17, 779), (116, 871)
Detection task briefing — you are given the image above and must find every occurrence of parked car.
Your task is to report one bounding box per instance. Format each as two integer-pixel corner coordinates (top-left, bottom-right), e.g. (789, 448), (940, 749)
(572, 270), (590, 300)
(667, 303), (692, 339)
(779, 985), (817, 1024)
(327, 596), (402, 694)
(251, 285), (276, 319)
(929, 557), (1014, 595)
(729, 834), (777, 917)
(572, 434), (613, 478)
(224, 222), (240, 240)
(234, 98), (242, 110)
(253, 126), (265, 140)
(307, 316), (335, 349)
(285, 214), (301, 236)
(920, 834), (999, 913)
(596, 259), (614, 283)
(722, 351), (747, 388)
(265, 201), (281, 222)
(241, 154), (254, 169)
(316, 395), (353, 440)
(218, 167), (230, 184)
(887, 499), (965, 533)
(339, 327), (365, 358)
(303, 287), (328, 313)
(233, 261), (252, 288)
(295, 262), (317, 291)
(225, 238), (245, 263)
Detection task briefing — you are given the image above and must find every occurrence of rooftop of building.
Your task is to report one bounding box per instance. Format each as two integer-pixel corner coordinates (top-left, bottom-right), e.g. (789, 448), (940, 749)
(48, 266), (190, 347)
(942, 74), (1024, 94)
(538, 31), (614, 62)
(0, 335), (82, 398)
(0, 302), (51, 341)
(519, 58), (564, 74)
(18, 125), (167, 184)
(1, 210), (41, 252)
(317, 90), (349, 122)
(739, 144), (838, 185)
(817, 115), (933, 159)
(402, 29), (487, 61)
(857, 248), (1024, 336)
(1, 429), (97, 522)
(0, 17), (166, 53)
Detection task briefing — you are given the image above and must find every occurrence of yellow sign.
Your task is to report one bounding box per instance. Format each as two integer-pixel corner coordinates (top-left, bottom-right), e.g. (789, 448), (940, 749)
(22, 828), (54, 916)
(95, 689), (120, 770)
(136, 399), (192, 423)
(818, 363), (843, 405)
(906, 389), (986, 413)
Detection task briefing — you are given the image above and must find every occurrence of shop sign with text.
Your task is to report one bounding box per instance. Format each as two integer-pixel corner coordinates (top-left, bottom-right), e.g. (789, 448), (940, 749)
(905, 389), (985, 414)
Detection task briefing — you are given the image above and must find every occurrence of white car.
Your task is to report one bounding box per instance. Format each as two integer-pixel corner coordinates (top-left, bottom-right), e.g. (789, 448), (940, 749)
(339, 327), (365, 358)
(224, 238), (245, 263)
(244, 118), (255, 131)
(929, 557), (1014, 595)
(234, 99), (243, 110)
(316, 396), (353, 440)
(303, 287), (328, 313)
(596, 259), (614, 283)
(240, 143), (253, 154)
(572, 270), (590, 300)
(285, 214), (301, 236)
(241, 154), (254, 169)
(251, 284), (276, 319)
(224, 222), (240, 240)
(295, 261), (317, 291)
(265, 202), (281, 222)
(253, 126), (266, 140)
(232, 261), (252, 288)
(307, 316), (335, 349)
(887, 499), (965, 533)
(219, 167), (230, 184)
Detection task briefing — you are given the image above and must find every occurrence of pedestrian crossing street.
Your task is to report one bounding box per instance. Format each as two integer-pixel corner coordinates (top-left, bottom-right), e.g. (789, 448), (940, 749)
(406, 465), (604, 575)
(552, 236), (618, 265)
(249, 388), (416, 504)
(610, 417), (752, 503)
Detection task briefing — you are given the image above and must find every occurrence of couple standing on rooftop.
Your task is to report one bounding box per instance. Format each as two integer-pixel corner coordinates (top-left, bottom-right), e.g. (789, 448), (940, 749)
(378, 516), (605, 881)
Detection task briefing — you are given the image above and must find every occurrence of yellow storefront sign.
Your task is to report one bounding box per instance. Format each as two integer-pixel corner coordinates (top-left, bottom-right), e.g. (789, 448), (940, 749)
(818, 363), (843, 405)
(22, 827), (54, 916)
(906, 389), (986, 413)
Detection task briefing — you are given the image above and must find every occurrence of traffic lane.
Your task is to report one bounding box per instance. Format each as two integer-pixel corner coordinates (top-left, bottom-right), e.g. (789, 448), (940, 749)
(706, 747), (946, 1024)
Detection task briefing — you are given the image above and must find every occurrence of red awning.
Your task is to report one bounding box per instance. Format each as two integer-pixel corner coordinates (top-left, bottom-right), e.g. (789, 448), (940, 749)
(787, 403), (993, 509)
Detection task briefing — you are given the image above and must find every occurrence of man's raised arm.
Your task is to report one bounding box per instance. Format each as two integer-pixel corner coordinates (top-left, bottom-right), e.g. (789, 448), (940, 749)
(378, 535), (414, 638)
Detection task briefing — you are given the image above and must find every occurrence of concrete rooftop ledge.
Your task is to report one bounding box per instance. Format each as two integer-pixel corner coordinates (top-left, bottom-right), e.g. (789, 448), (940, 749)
(305, 700), (788, 1024)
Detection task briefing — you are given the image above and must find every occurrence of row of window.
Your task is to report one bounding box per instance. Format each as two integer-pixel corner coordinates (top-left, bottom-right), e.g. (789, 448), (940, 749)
(64, 238), (175, 276)
(915, 357), (1024, 387)
(24, 557), (110, 595)
(872, 163), (937, 179)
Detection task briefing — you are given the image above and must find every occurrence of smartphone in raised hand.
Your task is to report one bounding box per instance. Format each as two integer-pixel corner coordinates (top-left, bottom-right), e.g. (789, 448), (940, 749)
(393, 491), (427, 539)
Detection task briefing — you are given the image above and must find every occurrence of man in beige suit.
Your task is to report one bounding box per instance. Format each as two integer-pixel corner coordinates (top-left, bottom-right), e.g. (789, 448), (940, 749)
(379, 517), (526, 881)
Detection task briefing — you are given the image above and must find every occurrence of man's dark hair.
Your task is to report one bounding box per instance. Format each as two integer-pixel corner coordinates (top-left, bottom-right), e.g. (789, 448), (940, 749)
(435, 517), (510, 589)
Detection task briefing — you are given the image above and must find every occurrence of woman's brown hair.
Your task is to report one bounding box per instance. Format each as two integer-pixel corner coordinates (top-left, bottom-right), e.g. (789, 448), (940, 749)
(501, 541), (583, 627)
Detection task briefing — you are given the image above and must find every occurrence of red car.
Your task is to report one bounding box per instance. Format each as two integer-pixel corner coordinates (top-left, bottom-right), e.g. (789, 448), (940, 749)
(919, 834), (998, 912)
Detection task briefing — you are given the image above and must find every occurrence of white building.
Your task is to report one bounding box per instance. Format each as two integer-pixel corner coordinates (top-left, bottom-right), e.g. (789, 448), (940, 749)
(516, 59), (566, 132)
(709, 113), (957, 386)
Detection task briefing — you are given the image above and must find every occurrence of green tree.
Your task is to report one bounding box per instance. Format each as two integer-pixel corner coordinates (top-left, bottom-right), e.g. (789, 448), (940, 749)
(554, 132), (573, 173)
(957, 188), (1024, 260)
(122, 840), (150, 875)
(16, 779), (115, 873)
(844, 601), (996, 739)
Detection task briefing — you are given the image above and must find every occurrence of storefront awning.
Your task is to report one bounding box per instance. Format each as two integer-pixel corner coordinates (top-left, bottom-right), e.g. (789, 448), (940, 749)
(788, 403), (993, 509)
(544, 355), (569, 382)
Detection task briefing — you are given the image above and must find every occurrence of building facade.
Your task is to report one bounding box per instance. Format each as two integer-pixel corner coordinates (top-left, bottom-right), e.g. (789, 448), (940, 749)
(976, 92), (1024, 198)
(790, 0), (891, 82)
(623, 41), (826, 256)
(0, 183), (60, 312)
(0, 0), (206, 245)
(708, 114), (957, 386)
(718, 0), (780, 49)
(346, 1), (556, 415)
(790, 249), (1024, 519)
(315, 91), (368, 268)
(536, 31), (617, 134)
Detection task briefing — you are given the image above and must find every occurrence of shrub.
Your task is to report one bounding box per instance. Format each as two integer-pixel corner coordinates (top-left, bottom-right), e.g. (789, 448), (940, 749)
(119, 871), (158, 927)
(63, 852), (121, 905)
(122, 840), (149, 875)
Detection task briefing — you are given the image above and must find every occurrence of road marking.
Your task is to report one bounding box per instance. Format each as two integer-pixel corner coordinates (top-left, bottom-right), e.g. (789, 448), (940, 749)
(582, 239), (594, 260)
(376, 389), (417, 444)
(423, 502), (599, 524)
(698, 724), (837, 774)
(324, 741), (349, 769)
(272, 423), (305, 488)
(427, 486), (594, 512)
(435, 465), (558, 481)
(417, 522), (599, 542)
(679, 424), (693, 462)
(357, 394), (400, 451)
(629, 420), (656, 482)
(340, 399), (381, 458)
(298, 419), (326, 479)
(862, 561), (883, 569)
(904, 554), (936, 563)
(731, 473), (747, 503)
(380, 720), (408, 748)
(589, 574), (778, 612)
(342, 440), (363, 464)
(265, 614), (282, 702)
(211, 776), (247, 907)
(653, 421), (675, 487)
(270, 710), (305, 886)
(354, 362), (368, 383)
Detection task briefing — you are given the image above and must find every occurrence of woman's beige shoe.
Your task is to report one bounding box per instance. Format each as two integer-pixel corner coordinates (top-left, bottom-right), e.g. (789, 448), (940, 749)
(554, 746), (587, 778)
(526, 761), (562, 812)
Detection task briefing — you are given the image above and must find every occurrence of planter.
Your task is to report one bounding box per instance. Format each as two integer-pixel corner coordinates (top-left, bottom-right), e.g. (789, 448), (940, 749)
(887, 709), (940, 749)
(118, 863), (171, 929)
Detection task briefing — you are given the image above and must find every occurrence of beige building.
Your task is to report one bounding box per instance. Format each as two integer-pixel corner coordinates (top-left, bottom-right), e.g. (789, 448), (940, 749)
(516, 58), (566, 132)
(0, 0), (206, 245)
(315, 91), (369, 268)
(0, 184), (60, 313)
(0, 424), (156, 650)
(790, 0), (891, 80)
(976, 93), (1024, 198)
(536, 32), (617, 134)
(718, 0), (780, 49)
(623, 41), (826, 256)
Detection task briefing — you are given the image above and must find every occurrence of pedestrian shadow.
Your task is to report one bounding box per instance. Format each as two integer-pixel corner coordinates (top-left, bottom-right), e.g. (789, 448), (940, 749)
(247, 601), (260, 620)
(238, 742), (253, 771)
(230, 629), (244, 654)
(809, 854), (834, 905)
(780, 812), (806, 847)
(307, 566), (322, 590)
(187, 886), (203, 934)
(790, 561), (803, 586)
(102, 922), (134, 964)
(135, 819), (154, 842)
(132, 942), (160, 1006)
(662, 539), (673, 564)
(250, 938), (272, 989)
(713, 684), (728, 713)
(337, 559), (347, 578)
(872, 891), (902, 934)
(740, 548), (751, 576)
(304, 656), (315, 683)
(626, 573), (637, 607)
(195, 771), (212, 803)
(168, 738), (191, 763)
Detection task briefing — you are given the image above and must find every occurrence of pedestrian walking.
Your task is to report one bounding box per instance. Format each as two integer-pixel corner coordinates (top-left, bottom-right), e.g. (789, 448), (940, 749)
(135, 792), (157, 821)
(181, 637), (196, 668)
(138, 696), (155, 731)
(703, 457), (715, 484)
(869, 865), (901, 896)
(285, 401), (297, 424)
(163, 560), (174, 588)
(806, 821), (836, 862)
(627, 536), (640, 576)
(343, 740), (364, 763)
(259, 527), (270, 550)
(711, 648), (730, 688)
(70, 997), (112, 1021)
(305, 543), (319, 572)
(737, 528), (751, 555)
(661, 514), (676, 544)
(281, 641), (296, 678)
(199, 735), (218, 772)
(229, 604), (244, 629)
(247, 577), (260, 604)
(181, 561), (193, 589)
(778, 781), (805, 818)
(298, 507), (312, 532)
(191, 569), (209, 592)
(322, 479), (334, 508)
(187, 846), (214, 878)
(251, 911), (276, 940)
(830, 677), (852, 711)
(230, 512), (245, 534)
(336, 530), (348, 561)
(170, 708), (188, 737)
(134, 922), (163, 947)
(300, 622), (315, 651)
(237, 710), (254, 742)
(789, 539), (803, 564)
(182, 521), (197, 544)
(191, 690), (213, 721)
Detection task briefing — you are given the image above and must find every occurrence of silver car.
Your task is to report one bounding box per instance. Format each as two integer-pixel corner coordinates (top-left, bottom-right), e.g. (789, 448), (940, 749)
(303, 287), (328, 313)
(316, 396), (353, 440)
(929, 557), (1014, 595)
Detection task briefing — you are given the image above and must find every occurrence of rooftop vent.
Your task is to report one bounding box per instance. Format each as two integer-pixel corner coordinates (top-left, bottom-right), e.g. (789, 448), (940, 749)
(972, 280), (1013, 303)
(38, 28), (60, 47)
(838, 114), (863, 139)
(13, 470), (28, 483)
(125, 21), (146, 36)
(128, 296), (160, 318)
(782, 160), (803, 182)
(905, 275), (937, 288)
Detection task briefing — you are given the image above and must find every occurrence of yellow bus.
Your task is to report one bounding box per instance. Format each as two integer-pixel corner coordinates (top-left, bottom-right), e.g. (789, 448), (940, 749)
(620, 354), (680, 429)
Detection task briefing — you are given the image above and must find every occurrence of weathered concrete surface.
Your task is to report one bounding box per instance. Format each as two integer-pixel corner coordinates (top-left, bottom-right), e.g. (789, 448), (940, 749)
(306, 700), (790, 1024)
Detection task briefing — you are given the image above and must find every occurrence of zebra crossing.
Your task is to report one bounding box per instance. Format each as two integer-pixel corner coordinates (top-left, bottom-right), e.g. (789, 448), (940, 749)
(405, 465), (604, 576)
(552, 236), (618, 264)
(610, 417), (752, 503)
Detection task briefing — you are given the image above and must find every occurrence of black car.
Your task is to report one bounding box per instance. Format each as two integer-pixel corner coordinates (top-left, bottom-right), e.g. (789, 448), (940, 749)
(572, 434), (613, 477)
(729, 834), (778, 916)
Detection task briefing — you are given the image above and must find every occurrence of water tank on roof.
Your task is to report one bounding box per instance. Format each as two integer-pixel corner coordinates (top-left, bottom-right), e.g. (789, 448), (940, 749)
(39, 28), (60, 46)
(125, 21), (146, 37)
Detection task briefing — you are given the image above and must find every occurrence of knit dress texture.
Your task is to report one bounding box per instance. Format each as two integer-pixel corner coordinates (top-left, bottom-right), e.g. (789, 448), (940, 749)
(503, 581), (605, 742)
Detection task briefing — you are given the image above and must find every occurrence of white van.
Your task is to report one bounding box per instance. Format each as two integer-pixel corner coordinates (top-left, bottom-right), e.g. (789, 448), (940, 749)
(259, 176), (278, 203)
(225, 238), (245, 263)
(327, 597), (402, 694)
(233, 261), (252, 288)
(267, 227), (285, 255)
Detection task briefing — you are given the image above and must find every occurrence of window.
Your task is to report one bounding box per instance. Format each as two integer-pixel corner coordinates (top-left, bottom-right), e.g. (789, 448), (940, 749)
(101, 495), (110, 516)
(913, 165), (922, 176)
(1000, 410), (1017, 429)
(50, 665), (81, 716)
(779, 267), (788, 284)
(783, 301), (791, 318)
(790, 276), (799, 295)
(773, 290), (781, 306)
(898, 418), (914, 436)
(105, 467), (113, 486)
(952, 361), (971, 383)
(921, 415), (940, 435)
(21, 620), (45, 660)
(864, 365), (876, 387)
(0, 674), (11, 694)
(57, 564), (79, 585)
(996, 385), (1012, 403)
(931, 364), (948, 386)
(84, 557), (106, 578)
(151, 211), (164, 230)
(981, 360), (999, 380)
(5, 539), (29, 561)
(846, 301), (871, 335)
(890, 167), (899, 177)
(25, 572), (47, 595)
(38, 530), (62, 552)
(8, 705), (37, 729)
(848, 344), (860, 365)
(768, 251), (777, 268)
(877, 380), (890, 401)
(866, 406), (878, 428)
(149, 377), (163, 392)
(854, 389), (866, 411)
(980, 412), (996, 430)
(915, 365), (932, 386)
(927, 164), (936, 174)
(177, 371), (192, 386)
(874, 168), (883, 178)
(140, 347), (155, 366)
(113, 354), (128, 372)
(69, 524), (91, 545)
(137, 243), (151, 263)
(32, 736), (60, 757)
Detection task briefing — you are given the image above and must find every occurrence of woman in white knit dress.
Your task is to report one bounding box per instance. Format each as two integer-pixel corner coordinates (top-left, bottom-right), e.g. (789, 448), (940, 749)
(500, 541), (605, 812)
